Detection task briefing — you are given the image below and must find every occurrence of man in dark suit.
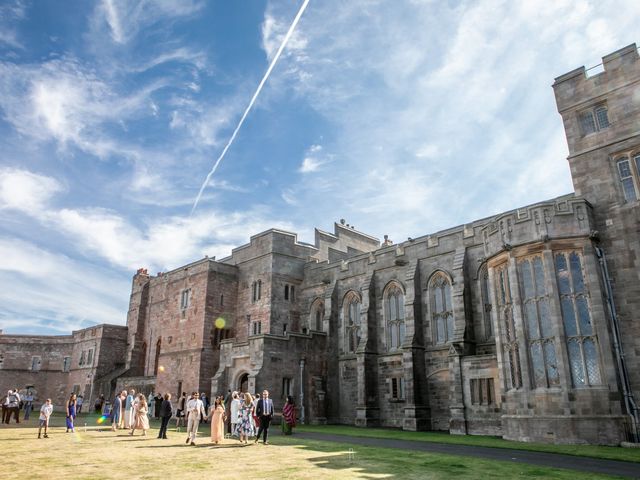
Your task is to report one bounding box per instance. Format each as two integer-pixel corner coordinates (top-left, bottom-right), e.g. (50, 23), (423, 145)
(157, 393), (173, 439)
(254, 389), (274, 444)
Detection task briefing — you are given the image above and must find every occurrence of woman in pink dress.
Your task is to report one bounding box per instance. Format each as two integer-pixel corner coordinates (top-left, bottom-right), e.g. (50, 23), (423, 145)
(209, 396), (226, 444)
(130, 394), (150, 436)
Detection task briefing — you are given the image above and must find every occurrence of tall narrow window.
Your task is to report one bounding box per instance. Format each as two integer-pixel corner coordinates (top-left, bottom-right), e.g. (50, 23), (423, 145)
(251, 280), (262, 302)
(496, 263), (522, 389)
(284, 285), (289, 300)
(391, 377), (405, 400)
(31, 356), (41, 371)
(344, 292), (361, 353)
(282, 377), (292, 397)
(430, 273), (453, 344)
(384, 283), (405, 350)
(180, 289), (191, 310)
(555, 251), (602, 386)
(62, 356), (71, 372)
(310, 299), (324, 332)
(480, 266), (493, 340)
(251, 321), (262, 335)
(86, 348), (94, 366)
(79, 351), (85, 366)
(291, 285), (295, 302)
(617, 158), (638, 202)
(518, 256), (559, 388)
(154, 338), (161, 375)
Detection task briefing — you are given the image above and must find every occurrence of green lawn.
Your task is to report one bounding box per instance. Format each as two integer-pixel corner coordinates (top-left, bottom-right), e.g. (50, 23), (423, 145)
(297, 424), (640, 463)
(0, 413), (631, 479)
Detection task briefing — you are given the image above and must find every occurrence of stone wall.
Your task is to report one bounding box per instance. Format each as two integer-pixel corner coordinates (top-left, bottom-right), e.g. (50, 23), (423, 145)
(554, 43), (640, 410)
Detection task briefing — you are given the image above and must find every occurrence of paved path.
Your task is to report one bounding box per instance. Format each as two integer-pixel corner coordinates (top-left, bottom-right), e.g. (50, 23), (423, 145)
(293, 431), (640, 478)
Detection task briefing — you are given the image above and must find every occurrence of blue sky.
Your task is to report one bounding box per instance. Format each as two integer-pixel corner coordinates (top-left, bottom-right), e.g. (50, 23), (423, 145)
(0, 0), (638, 335)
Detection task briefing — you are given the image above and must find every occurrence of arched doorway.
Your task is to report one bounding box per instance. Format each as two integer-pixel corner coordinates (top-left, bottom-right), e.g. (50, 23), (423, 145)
(238, 373), (249, 393)
(154, 338), (161, 375)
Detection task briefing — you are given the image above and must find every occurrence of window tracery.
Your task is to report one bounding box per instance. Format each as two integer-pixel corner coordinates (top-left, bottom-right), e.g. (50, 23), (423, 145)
(384, 283), (405, 351)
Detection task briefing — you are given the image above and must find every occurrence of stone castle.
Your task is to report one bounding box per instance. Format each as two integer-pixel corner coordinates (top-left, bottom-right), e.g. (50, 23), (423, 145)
(2, 44), (639, 445)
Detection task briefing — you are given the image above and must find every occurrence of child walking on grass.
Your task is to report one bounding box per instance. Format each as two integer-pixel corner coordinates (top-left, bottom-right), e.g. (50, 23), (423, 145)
(38, 399), (53, 439)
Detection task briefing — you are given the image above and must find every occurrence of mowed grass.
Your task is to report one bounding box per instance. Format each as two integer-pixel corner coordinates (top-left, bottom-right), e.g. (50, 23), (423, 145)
(0, 413), (629, 479)
(298, 425), (640, 463)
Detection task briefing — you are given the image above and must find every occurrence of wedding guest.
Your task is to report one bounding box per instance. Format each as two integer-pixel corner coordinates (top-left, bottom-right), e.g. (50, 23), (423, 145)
(147, 392), (155, 418)
(281, 396), (296, 435)
(23, 390), (34, 421)
(200, 392), (209, 424)
(209, 396), (226, 445)
(5, 389), (20, 424)
(185, 392), (206, 446)
(154, 393), (163, 419)
(237, 393), (255, 444)
(111, 390), (124, 431)
(175, 392), (187, 428)
(124, 389), (135, 429)
(230, 391), (241, 437)
(130, 394), (149, 436)
(254, 390), (274, 444)
(65, 393), (77, 433)
(157, 393), (173, 439)
(37, 398), (53, 439)
(251, 393), (260, 430)
(76, 395), (84, 414)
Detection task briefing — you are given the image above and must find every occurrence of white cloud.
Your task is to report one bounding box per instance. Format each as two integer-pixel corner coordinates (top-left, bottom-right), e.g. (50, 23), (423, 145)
(96, 0), (204, 45)
(0, 58), (167, 159)
(281, 189), (297, 205)
(0, 1), (26, 49)
(256, 0), (640, 239)
(299, 144), (326, 173)
(0, 169), (299, 272)
(0, 237), (129, 333)
(0, 168), (64, 216)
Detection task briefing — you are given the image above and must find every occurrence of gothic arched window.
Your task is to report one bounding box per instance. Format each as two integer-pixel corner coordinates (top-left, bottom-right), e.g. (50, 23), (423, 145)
(343, 292), (361, 353)
(384, 283), (405, 350)
(479, 266), (493, 340)
(555, 251), (602, 386)
(430, 273), (453, 344)
(518, 256), (559, 388)
(310, 299), (324, 332)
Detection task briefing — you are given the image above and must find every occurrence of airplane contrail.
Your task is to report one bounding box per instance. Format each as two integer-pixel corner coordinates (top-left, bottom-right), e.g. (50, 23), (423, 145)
(191, 0), (311, 214)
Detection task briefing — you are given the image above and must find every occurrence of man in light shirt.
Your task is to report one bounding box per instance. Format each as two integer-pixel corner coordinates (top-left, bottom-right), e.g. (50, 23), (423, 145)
(185, 392), (206, 446)
(38, 398), (53, 438)
(124, 389), (135, 429)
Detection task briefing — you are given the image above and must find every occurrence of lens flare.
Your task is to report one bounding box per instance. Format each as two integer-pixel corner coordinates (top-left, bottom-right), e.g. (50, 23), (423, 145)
(158, 365), (165, 372)
(96, 415), (108, 424)
(215, 317), (226, 329)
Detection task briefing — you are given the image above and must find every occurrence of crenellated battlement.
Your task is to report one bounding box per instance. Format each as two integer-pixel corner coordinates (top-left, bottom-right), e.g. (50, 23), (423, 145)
(553, 43), (639, 113)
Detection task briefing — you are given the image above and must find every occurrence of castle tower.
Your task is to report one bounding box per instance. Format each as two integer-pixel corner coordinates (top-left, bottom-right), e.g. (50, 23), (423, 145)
(553, 44), (640, 440)
(124, 268), (150, 375)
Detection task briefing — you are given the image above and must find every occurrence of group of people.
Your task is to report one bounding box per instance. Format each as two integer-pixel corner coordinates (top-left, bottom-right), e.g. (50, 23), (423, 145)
(2, 386), (297, 446)
(1, 389), (22, 424)
(109, 389), (152, 436)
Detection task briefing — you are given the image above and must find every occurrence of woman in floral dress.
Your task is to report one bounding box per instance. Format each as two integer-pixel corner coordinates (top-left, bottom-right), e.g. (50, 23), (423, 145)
(237, 393), (255, 444)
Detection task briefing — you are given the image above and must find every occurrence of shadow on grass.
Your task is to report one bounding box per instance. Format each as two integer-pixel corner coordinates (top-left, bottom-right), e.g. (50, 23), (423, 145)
(271, 437), (623, 480)
(136, 442), (253, 449)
